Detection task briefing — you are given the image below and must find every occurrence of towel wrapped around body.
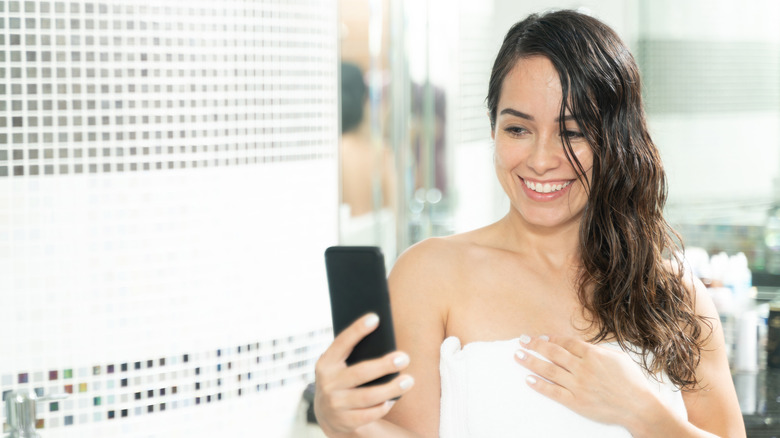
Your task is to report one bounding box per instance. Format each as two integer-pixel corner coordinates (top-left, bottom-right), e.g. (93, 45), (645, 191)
(439, 336), (688, 438)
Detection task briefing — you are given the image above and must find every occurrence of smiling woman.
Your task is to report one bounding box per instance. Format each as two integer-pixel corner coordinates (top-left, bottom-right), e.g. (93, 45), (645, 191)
(313, 9), (746, 438)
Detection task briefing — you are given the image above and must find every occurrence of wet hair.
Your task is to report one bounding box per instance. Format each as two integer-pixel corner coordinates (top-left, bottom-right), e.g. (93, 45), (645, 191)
(487, 10), (710, 389)
(340, 62), (367, 134)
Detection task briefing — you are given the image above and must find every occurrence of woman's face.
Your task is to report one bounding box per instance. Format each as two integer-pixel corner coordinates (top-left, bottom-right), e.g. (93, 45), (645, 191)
(492, 56), (594, 230)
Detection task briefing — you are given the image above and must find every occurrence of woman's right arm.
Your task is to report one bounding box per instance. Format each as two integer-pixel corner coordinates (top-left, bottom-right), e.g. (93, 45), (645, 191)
(314, 239), (451, 438)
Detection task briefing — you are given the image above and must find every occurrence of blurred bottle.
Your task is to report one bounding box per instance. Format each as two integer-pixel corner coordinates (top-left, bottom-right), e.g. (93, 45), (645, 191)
(724, 253), (757, 372)
(681, 247), (712, 286)
(724, 252), (752, 306)
(733, 372), (758, 414)
(709, 252), (729, 286)
(764, 205), (780, 274)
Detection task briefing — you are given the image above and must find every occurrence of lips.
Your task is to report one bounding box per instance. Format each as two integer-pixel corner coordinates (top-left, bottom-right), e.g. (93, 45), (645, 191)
(523, 179), (572, 194)
(516, 176), (576, 201)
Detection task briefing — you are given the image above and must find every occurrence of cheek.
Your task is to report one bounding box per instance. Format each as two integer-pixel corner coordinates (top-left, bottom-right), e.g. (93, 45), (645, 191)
(493, 142), (522, 169)
(570, 145), (594, 172)
(492, 146), (508, 170)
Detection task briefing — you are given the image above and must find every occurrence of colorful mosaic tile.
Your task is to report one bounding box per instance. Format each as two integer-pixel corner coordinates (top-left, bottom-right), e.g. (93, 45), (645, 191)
(1, 330), (328, 431)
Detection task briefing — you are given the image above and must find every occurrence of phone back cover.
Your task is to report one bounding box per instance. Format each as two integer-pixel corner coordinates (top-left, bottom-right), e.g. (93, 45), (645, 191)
(325, 246), (397, 369)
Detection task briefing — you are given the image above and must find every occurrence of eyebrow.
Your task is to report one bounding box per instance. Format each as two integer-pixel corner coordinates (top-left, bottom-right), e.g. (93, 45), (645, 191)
(499, 108), (576, 122)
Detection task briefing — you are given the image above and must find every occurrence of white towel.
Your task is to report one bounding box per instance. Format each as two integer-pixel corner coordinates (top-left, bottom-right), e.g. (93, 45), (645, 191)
(439, 336), (686, 437)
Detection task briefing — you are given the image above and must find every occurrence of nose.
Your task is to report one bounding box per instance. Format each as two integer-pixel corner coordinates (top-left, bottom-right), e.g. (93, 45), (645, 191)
(525, 133), (562, 175)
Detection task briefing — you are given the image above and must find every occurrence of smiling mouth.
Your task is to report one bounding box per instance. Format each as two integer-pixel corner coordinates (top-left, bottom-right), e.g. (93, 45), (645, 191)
(522, 179), (572, 194)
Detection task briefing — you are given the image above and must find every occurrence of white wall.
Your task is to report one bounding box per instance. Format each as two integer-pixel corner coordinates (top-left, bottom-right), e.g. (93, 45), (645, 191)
(0, 1), (338, 436)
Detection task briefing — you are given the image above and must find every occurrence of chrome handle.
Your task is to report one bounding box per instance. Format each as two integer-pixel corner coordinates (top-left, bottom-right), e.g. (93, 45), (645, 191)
(4, 390), (68, 438)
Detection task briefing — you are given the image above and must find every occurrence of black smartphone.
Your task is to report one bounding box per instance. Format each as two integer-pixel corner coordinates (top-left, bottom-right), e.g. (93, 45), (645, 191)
(324, 246), (398, 386)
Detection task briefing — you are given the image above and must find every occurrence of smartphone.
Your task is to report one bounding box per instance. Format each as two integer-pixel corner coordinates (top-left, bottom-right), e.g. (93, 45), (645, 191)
(324, 246), (398, 387)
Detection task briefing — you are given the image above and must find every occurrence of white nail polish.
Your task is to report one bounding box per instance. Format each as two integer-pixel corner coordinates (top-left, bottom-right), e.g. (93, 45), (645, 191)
(539, 335), (550, 342)
(393, 354), (410, 368)
(364, 313), (379, 328)
(399, 376), (414, 390)
(519, 334), (531, 344)
(515, 350), (526, 360)
(526, 375), (537, 385)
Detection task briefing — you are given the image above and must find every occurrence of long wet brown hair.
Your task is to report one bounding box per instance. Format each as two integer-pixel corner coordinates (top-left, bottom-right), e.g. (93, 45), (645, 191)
(487, 10), (710, 389)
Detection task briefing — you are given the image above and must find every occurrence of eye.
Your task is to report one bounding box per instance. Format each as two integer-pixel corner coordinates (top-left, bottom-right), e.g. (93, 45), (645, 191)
(562, 130), (584, 140)
(504, 126), (528, 137)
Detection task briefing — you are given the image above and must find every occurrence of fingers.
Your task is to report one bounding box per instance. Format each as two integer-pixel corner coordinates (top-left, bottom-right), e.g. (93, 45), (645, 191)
(514, 345), (574, 406)
(514, 334), (597, 393)
(314, 372), (414, 433)
(517, 335), (580, 373)
(313, 314), (414, 435)
(316, 313), (409, 391)
(341, 351), (411, 388)
(515, 346), (570, 386)
(338, 399), (397, 430)
(322, 313), (381, 365)
(524, 373), (573, 405)
(331, 373), (415, 410)
(316, 396), (397, 433)
(546, 335), (591, 358)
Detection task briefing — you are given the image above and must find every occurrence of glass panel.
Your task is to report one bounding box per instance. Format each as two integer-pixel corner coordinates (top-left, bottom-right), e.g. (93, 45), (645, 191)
(636, 0), (780, 280)
(339, 0), (399, 265)
(339, 0), (501, 262)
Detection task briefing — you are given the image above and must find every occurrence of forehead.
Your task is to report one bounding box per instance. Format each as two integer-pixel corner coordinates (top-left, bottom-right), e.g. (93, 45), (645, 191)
(498, 56), (565, 117)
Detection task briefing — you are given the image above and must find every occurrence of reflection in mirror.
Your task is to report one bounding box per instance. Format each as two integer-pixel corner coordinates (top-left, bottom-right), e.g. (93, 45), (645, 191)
(339, 0), (398, 265)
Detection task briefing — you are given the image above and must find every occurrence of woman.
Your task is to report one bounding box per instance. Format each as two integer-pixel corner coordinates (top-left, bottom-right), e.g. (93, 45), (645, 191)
(315, 10), (745, 437)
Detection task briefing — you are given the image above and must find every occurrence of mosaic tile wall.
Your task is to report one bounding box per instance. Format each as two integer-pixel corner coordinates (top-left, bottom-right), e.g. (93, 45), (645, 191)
(0, 0), (335, 177)
(1, 329), (330, 433)
(0, 0), (338, 436)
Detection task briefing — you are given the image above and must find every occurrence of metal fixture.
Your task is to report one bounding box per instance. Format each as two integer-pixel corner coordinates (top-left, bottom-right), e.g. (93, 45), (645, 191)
(4, 390), (67, 438)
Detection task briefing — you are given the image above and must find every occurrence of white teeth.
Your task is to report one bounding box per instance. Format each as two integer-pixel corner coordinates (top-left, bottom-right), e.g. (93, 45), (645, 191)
(525, 179), (571, 193)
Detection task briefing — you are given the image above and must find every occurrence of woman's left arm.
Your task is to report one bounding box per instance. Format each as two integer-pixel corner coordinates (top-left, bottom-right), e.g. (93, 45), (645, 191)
(677, 273), (745, 437)
(515, 274), (745, 437)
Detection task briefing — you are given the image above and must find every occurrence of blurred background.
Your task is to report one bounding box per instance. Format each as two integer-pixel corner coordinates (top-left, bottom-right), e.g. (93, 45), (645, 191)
(1, 0), (778, 436)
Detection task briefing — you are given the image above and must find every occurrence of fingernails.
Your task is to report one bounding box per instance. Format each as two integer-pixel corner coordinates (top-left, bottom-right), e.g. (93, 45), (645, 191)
(519, 334), (531, 344)
(526, 375), (537, 385)
(386, 400), (397, 409)
(515, 350), (526, 360)
(539, 335), (550, 342)
(399, 376), (414, 390)
(393, 353), (410, 368)
(364, 313), (379, 328)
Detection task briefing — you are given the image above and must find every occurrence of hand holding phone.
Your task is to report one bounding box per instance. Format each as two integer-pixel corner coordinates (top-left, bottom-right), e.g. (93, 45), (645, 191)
(315, 247), (413, 434)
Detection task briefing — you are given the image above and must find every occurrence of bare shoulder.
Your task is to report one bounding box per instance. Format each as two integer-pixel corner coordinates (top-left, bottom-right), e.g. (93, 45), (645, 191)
(388, 232), (491, 298)
(662, 258), (717, 320)
(389, 224), (514, 304)
(390, 236), (465, 279)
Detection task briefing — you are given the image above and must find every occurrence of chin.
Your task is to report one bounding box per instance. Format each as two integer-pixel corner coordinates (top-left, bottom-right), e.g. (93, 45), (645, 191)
(512, 206), (583, 230)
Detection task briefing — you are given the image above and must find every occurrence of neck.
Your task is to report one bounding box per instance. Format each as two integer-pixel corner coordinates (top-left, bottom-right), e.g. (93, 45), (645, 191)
(496, 210), (583, 271)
